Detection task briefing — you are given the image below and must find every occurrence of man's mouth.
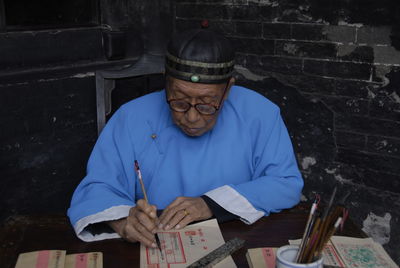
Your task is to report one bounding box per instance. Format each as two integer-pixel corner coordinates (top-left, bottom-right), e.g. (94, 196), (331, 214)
(182, 126), (203, 135)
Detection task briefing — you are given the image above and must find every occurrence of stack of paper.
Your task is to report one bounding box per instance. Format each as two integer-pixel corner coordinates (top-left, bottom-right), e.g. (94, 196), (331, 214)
(15, 251), (102, 268)
(246, 236), (398, 268)
(246, 247), (277, 268)
(289, 236), (398, 268)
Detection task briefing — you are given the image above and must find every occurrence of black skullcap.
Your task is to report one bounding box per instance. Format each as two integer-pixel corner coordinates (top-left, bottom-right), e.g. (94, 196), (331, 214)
(165, 29), (235, 84)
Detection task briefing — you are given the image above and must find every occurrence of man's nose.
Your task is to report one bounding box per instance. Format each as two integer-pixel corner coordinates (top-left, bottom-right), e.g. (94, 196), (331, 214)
(185, 106), (200, 123)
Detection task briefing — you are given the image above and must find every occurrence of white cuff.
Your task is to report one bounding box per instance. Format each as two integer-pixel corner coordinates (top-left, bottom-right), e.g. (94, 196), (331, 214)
(205, 185), (264, 224)
(74, 205), (132, 242)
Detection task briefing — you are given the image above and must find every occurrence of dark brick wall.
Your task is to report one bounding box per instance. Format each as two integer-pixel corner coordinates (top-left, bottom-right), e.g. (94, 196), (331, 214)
(0, 72), (164, 223)
(175, 0), (400, 263)
(0, 0), (172, 222)
(0, 74), (98, 221)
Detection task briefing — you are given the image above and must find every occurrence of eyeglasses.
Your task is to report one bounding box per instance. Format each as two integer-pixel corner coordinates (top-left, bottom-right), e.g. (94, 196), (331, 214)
(167, 82), (229, 115)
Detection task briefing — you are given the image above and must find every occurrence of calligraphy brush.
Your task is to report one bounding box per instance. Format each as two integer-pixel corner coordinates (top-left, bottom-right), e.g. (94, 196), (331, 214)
(314, 216), (343, 260)
(313, 187), (337, 252)
(305, 187), (338, 263)
(134, 160), (162, 253)
(296, 195), (320, 262)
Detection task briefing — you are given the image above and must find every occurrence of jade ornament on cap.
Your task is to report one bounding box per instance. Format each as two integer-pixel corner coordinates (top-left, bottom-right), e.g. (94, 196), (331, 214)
(190, 75), (200, 83)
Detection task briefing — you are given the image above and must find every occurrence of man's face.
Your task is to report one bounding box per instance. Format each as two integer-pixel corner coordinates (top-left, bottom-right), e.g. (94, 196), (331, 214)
(166, 76), (233, 137)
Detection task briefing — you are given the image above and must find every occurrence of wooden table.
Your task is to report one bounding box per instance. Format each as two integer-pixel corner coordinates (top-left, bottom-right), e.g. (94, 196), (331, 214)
(0, 205), (365, 268)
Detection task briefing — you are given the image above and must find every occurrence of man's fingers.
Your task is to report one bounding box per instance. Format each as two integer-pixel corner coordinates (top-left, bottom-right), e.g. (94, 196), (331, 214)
(135, 222), (157, 242)
(129, 206), (157, 233)
(136, 199), (157, 219)
(159, 197), (186, 227)
(161, 204), (193, 230)
(174, 212), (193, 229)
(161, 197), (185, 216)
(125, 224), (156, 247)
(159, 205), (184, 229)
(159, 197), (213, 231)
(166, 197), (186, 209)
(125, 211), (158, 247)
(166, 208), (192, 230)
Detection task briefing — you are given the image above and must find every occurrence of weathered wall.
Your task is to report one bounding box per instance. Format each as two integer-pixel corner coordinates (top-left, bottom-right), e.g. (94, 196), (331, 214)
(0, 0), (172, 222)
(0, 73), (98, 219)
(175, 0), (400, 264)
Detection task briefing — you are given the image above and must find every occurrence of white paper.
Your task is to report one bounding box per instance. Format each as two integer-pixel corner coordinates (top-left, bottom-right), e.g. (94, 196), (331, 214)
(140, 219), (236, 268)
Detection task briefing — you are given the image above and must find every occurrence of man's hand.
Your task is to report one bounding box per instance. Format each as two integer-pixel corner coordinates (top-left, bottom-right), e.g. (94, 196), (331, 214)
(108, 199), (158, 248)
(158, 197), (212, 230)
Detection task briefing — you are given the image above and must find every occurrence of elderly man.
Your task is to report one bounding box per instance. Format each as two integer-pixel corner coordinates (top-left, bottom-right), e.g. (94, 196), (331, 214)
(68, 29), (303, 248)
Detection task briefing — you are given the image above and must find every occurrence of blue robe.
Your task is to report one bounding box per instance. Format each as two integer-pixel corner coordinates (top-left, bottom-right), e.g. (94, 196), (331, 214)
(67, 85), (303, 241)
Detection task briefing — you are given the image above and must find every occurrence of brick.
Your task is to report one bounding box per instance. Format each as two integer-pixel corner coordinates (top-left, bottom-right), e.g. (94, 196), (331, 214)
(263, 22), (291, 39)
(335, 131), (366, 150)
(232, 0), (248, 4)
(357, 26), (392, 45)
(276, 40), (337, 59)
(337, 45), (374, 63)
(369, 92), (400, 122)
(291, 24), (355, 43)
(175, 19), (202, 32)
(373, 46), (400, 65)
(244, 73), (374, 98)
(176, 4), (225, 19)
(229, 37), (274, 55)
(367, 136), (400, 157)
(288, 3), (340, 25)
(335, 79), (375, 98)
(229, 5), (269, 20)
(322, 25), (356, 43)
(276, 6), (314, 23)
(234, 21), (262, 37)
(392, 26), (400, 50)
(373, 65), (400, 88)
(234, 53), (247, 66)
(259, 6), (279, 22)
(293, 76), (338, 95)
(245, 54), (303, 75)
(336, 115), (400, 138)
(347, 1), (396, 26)
(175, 19), (235, 36)
(303, 59), (372, 80)
(336, 148), (400, 175)
(323, 162), (400, 193)
(362, 169), (400, 193)
(175, 0), (231, 3)
(321, 96), (369, 116)
(291, 24), (325, 41)
(175, 3), (275, 21)
(211, 21), (237, 36)
(370, 66), (400, 121)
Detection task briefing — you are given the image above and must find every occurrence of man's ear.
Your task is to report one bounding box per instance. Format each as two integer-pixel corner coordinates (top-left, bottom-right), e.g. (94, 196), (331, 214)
(223, 77), (235, 100)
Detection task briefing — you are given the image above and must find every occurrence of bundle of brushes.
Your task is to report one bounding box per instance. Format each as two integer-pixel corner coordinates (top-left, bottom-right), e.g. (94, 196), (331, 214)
(295, 187), (349, 264)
